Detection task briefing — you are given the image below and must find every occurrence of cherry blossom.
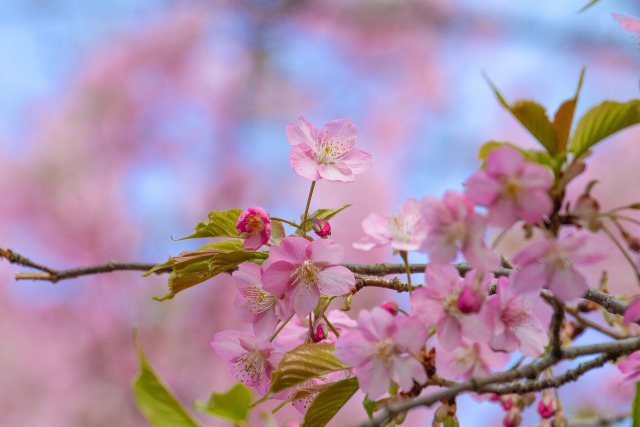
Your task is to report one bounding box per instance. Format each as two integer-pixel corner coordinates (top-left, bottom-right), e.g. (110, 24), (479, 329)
(274, 310), (357, 351)
(287, 115), (372, 182)
(261, 237), (355, 317)
(435, 338), (510, 381)
(236, 206), (272, 250)
(420, 191), (500, 271)
(353, 197), (427, 251)
(210, 330), (283, 394)
(232, 262), (294, 339)
(613, 13), (640, 33)
(486, 277), (548, 357)
(410, 264), (494, 351)
(334, 307), (428, 399)
(510, 230), (609, 301)
(465, 146), (553, 228)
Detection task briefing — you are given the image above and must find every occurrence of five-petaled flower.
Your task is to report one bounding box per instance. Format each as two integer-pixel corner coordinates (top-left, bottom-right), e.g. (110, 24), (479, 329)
(237, 206), (271, 250)
(261, 236), (355, 317)
(287, 115), (372, 182)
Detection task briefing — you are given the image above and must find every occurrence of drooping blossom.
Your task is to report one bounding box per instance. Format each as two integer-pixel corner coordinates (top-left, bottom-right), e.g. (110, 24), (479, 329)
(420, 192), (500, 271)
(486, 277), (548, 357)
(334, 307), (428, 399)
(274, 310), (356, 350)
(618, 351), (640, 384)
(510, 230), (609, 301)
(287, 115), (372, 182)
(261, 237), (355, 317)
(465, 146), (553, 228)
(435, 338), (510, 381)
(236, 206), (271, 250)
(410, 264), (493, 351)
(210, 330), (283, 394)
(353, 198), (427, 251)
(624, 298), (640, 325)
(613, 13), (640, 33)
(232, 263), (294, 338)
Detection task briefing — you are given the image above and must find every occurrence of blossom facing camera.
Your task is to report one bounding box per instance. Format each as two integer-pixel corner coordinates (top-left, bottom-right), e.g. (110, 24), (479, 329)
(287, 115), (372, 182)
(237, 206), (271, 250)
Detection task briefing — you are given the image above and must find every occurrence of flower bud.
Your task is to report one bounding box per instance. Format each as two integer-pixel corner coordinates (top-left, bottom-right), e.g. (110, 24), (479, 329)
(503, 408), (521, 427)
(381, 301), (399, 316)
(310, 322), (327, 343)
(311, 218), (331, 237)
(551, 408), (567, 427)
(457, 285), (484, 314)
(500, 394), (514, 411)
(537, 390), (556, 419)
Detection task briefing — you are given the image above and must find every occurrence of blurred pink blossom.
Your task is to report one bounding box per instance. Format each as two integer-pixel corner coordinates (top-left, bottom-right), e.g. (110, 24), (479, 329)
(237, 206), (272, 250)
(613, 13), (640, 33)
(435, 338), (510, 381)
(287, 115), (372, 182)
(623, 298), (640, 325)
(334, 307), (428, 399)
(619, 350), (640, 384)
(465, 146), (553, 228)
(353, 197), (427, 251)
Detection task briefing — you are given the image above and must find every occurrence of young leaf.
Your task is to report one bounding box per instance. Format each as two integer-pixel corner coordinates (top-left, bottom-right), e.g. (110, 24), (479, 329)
(578, 0), (602, 13)
(270, 220), (286, 244)
(363, 395), (376, 419)
(174, 209), (243, 240)
(300, 205), (352, 232)
(569, 100), (640, 157)
(268, 344), (350, 395)
(484, 76), (558, 154)
(194, 383), (252, 423)
(302, 377), (359, 427)
(632, 381), (640, 427)
(553, 67), (585, 153)
(133, 335), (201, 427)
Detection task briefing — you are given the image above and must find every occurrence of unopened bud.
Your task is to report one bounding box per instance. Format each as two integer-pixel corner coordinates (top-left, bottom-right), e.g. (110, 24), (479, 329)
(310, 322), (326, 343)
(457, 285), (484, 314)
(537, 390), (556, 418)
(311, 218), (331, 237)
(572, 192), (601, 232)
(381, 301), (399, 316)
(500, 395), (514, 411)
(503, 408), (522, 427)
(622, 231), (640, 253)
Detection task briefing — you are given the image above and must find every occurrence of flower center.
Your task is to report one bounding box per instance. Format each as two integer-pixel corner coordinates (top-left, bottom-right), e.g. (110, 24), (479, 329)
(292, 260), (321, 292)
(245, 214), (265, 235)
(233, 350), (265, 384)
(388, 215), (411, 242)
(314, 132), (353, 165)
(445, 221), (468, 246)
(241, 285), (276, 315)
(542, 246), (573, 273)
(500, 177), (522, 201)
(375, 337), (397, 365)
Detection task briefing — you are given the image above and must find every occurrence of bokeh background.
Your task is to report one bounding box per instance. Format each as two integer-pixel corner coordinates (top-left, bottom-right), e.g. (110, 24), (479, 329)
(1, 0), (640, 425)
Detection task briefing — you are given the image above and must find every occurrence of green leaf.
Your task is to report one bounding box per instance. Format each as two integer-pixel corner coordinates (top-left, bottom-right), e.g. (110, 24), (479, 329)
(133, 334), (201, 427)
(553, 67), (585, 153)
(174, 209), (244, 240)
(477, 141), (560, 170)
(363, 396), (376, 420)
(632, 381), (640, 427)
(148, 240), (268, 301)
(268, 344), (350, 396)
(578, 0), (602, 13)
(569, 100), (640, 157)
(302, 377), (359, 427)
(300, 205), (352, 232)
(194, 383), (252, 423)
(484, 76), (557, 154)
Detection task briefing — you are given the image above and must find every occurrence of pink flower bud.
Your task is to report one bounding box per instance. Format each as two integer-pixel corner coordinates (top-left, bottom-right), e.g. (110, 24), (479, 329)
(500, 394), (513, 411)
(457, 285), (484, 314)
(236, 206), (271, 250)
(381, 301), (399, 316)
(310, 322), (326, 343)
(537, 390), (556, 419)
(503, 408), (521, 427)
(311, 218), (331, 237)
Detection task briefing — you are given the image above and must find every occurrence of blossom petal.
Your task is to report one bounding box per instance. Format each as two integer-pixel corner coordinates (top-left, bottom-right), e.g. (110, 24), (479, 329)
(261, 261), (296, 295)
(318, 266), (354, 296)
(287, 115), (320, 148)
(320, 117), (357, 147)
(547, 267), (587, 301)
(510, 263), (547, 295)
(437, 315), (462, 351)
(318, 161), (355, 182)
(210, 330), (244, 361)
(339, 148), (372, 174)
(308, 239), (345, 266)
(293, 283), (321, 317)
(290, 145), (321, 181)
(466, 171), (501, 206)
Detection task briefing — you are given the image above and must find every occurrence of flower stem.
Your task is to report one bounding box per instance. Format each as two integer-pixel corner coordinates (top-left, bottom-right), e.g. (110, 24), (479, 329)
(322, 314), (340, 338)
(269, 216), (299, 228)
(302, 181), (316, 224)
(399, 250), (413, 295)
(270, 314), (295, 343)
(602, 224), (640, 283)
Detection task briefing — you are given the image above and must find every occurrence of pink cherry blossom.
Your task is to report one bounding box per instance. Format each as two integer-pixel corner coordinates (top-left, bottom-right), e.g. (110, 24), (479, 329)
(510, 230), (609, 301)
(420, 192), (500, 271)
(435, 338), (510, 381)
(274, 310), (356, 350)
(287, 115), (372, 182)
(353, 198), (427, 251)
(486, 277), (548, 357)
(613, 13), (640, 33)
(210, 330), (283, 394)
(233, 263), (294, 339)
(237, 206), (271, 250)
(623, 298), (640, 324)
(409, 265), (494, 351)
(618, 350), (640, 384)
(261, 237), (355, 317)
(465, 146), (553, 228)
(334, 307), (428, 399)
